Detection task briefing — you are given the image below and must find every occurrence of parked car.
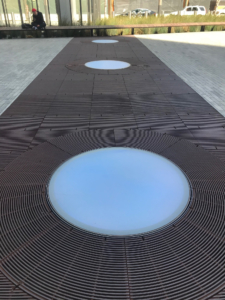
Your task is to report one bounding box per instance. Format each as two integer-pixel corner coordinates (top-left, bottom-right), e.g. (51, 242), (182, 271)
(133, 8), (156, 17)
(171, 6), (207, 16)
(216, 6), (225, 15)
(121, 8), (156, 18)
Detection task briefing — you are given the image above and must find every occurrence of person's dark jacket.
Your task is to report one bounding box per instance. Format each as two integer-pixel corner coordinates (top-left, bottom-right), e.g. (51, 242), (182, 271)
(33, 11), (44, 25)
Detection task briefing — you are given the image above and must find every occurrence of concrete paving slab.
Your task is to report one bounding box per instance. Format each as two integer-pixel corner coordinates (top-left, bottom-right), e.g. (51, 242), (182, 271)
(136, 31), (225, 117)
(0, 38), (72, 115)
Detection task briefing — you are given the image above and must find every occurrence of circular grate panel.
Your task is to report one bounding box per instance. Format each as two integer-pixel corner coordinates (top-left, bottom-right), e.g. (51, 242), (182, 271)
(48, 147), (190, 236)
(65, 58), (146, 75)
(1, 130), (224, 300)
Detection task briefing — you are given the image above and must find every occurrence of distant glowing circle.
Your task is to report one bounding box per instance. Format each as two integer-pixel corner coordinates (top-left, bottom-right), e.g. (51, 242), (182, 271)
(92, 40), (119, 43)
(84, 60), (131, 70)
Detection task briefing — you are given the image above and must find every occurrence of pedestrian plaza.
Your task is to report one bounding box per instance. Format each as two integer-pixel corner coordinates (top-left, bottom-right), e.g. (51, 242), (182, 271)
(0, 32), (224, 300)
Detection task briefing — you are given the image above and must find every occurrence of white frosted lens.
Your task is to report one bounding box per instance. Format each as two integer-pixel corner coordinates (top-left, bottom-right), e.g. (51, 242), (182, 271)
(92, 40), (118, 44)
(48, 148), (190, 236)
(85, 60), (130, 70)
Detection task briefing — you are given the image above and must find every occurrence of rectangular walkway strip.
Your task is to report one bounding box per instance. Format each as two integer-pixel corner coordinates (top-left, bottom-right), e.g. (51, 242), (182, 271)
(0, 35), (224, 165)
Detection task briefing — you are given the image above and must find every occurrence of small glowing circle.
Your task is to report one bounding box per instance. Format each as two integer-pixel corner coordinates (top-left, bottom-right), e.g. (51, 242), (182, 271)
(48, 148), (190, 236)
(85, 60), (130, 70)
(92, 40), (119, 44)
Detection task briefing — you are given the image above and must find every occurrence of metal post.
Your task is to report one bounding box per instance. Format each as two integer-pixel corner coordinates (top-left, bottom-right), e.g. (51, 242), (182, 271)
(92, 0), (97, 23)
(200, 25), (205, 31)
(55, 0), (61, 25)
(98, 0), (101, 20)
(47, 0), (51, 25)
(108, 0), (111, 17)
(68, 0), (72, 25)
(44, 0), (50, 25)
(112, 0), (114, 17)
(2, 0), (9, 26)
(0, 4), (2, 25)
(87, 0), (91, 24)
(11, 12), (14, 25)
(104, 0), (107, 18)
(91, 0), (94, 21)
(129, 11), (131, 19)
(145, 11), (148, 18)
(158, 0), (162, 15)
(18, 0), (24, 25)
(44, 28), (48, 37)
(79, 0), (82, 25)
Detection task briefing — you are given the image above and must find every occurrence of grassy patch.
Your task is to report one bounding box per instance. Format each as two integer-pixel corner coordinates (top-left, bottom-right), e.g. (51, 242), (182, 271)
(94, 14), (225, 36)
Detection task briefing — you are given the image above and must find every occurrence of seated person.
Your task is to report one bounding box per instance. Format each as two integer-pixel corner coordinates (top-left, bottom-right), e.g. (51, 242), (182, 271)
(31, 8), (46, 29)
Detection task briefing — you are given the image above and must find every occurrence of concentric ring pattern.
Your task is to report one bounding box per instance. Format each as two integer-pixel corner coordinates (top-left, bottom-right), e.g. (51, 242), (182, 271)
(1, 130), (224, 300)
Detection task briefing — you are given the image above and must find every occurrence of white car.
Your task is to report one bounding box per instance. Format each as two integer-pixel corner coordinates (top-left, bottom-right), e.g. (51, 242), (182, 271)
(216, 7), (225, 15)
(122, 8), (155, 17)
(171, 6), (207, 16)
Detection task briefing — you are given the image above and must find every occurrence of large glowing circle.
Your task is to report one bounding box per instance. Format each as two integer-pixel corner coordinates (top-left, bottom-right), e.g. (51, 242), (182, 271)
(92, 40), (118, 43)
(85, 60), (130, 70)
(48, 148), (190, 236)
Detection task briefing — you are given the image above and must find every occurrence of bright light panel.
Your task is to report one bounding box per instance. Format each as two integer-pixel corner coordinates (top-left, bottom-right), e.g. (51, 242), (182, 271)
(92, 40), (119, 43)
(48, 148), (190, 235)
(85, 60), (130, 70)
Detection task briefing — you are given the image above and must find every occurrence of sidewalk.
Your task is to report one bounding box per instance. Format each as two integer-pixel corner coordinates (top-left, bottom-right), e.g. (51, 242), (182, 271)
(136, 31), (225, 117)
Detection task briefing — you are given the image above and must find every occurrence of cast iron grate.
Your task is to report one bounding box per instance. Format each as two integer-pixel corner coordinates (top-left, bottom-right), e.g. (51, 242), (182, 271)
(1, 130), (224, 300)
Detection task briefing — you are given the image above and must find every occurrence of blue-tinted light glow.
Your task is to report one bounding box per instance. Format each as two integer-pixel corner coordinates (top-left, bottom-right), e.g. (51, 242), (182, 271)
(92, 40), (118, 43)
(48, 148), (190, 235)
(85, 60), (130, 70)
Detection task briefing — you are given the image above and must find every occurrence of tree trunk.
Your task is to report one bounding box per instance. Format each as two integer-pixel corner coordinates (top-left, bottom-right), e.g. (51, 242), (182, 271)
(215, 0), (221, 10)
